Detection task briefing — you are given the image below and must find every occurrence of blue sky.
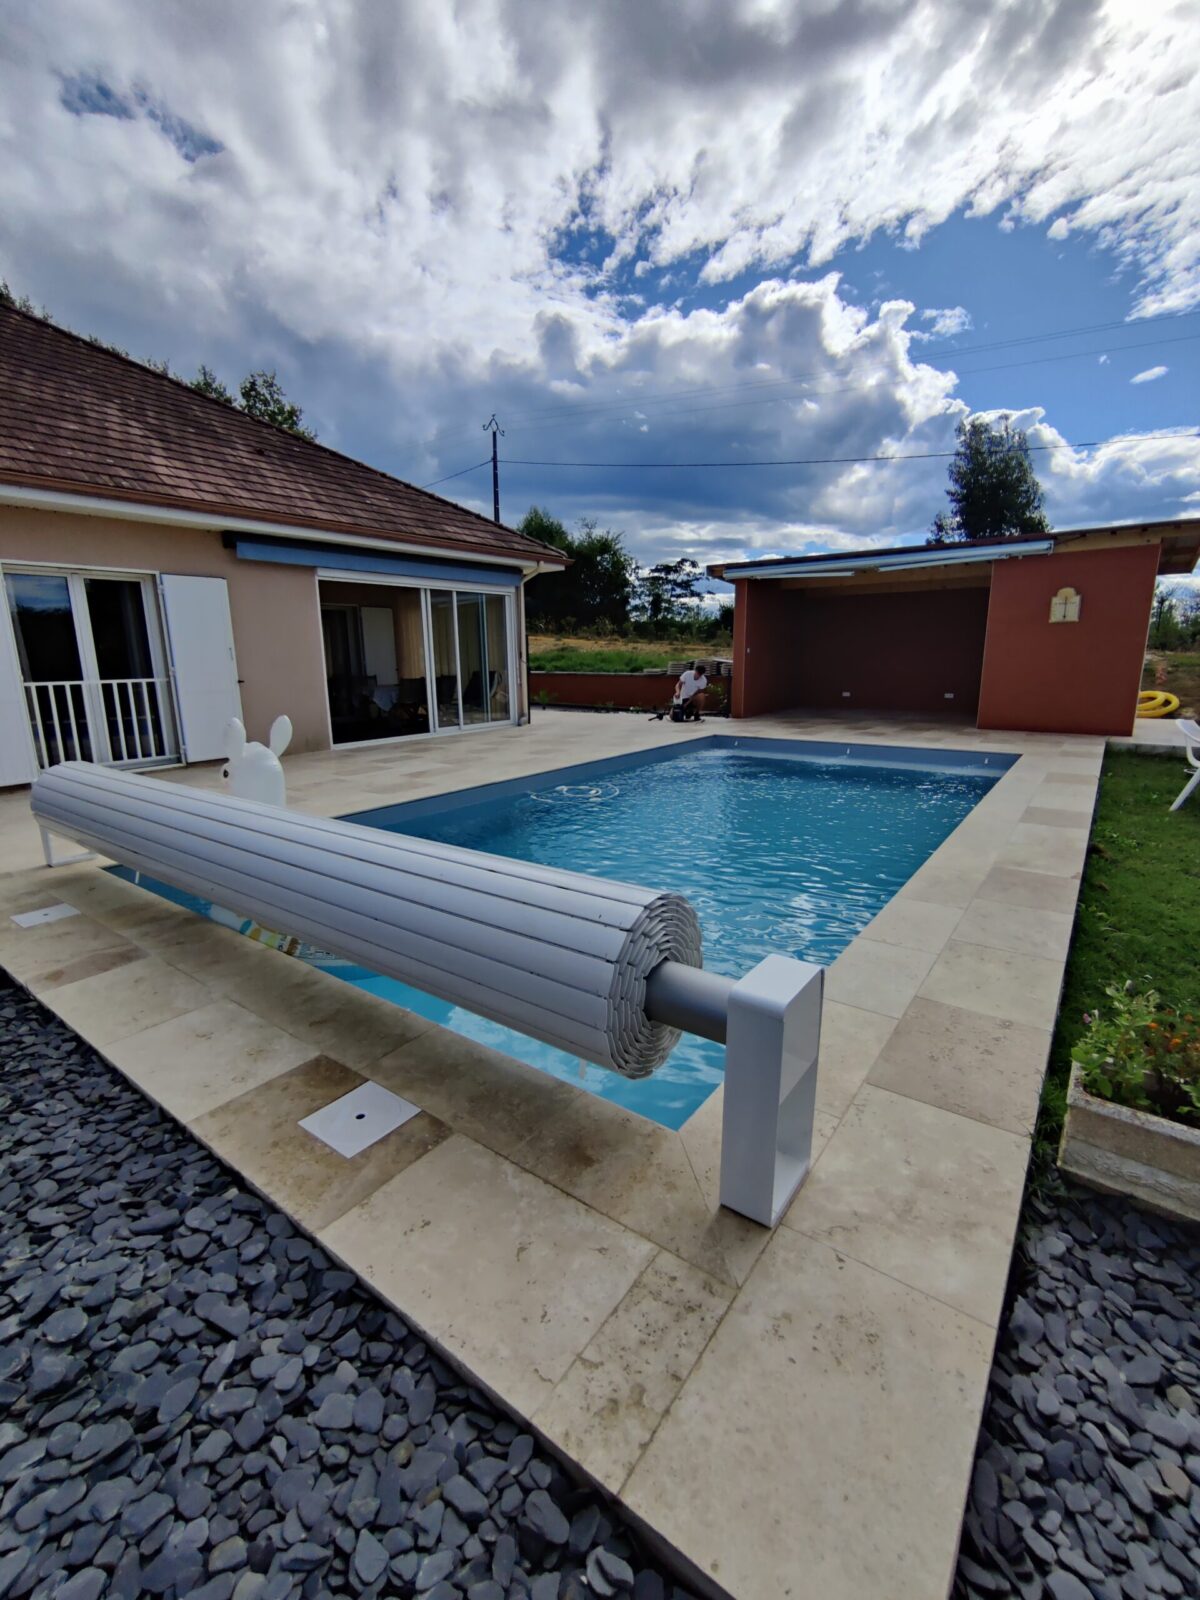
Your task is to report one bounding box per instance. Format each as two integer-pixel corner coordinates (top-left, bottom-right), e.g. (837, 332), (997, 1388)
(1, 0), (1197, 580)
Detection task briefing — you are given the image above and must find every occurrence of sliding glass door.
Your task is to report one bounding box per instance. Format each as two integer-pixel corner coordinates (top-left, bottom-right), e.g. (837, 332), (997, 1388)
(484, 593), (510, 720)
(320, 579), (513, 745)
(457, 594), (487, 725)
(428, 590), (462, 731)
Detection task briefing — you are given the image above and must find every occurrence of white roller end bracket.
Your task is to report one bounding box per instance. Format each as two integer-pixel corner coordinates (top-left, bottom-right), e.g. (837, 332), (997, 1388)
(719, 955), (824, 1227)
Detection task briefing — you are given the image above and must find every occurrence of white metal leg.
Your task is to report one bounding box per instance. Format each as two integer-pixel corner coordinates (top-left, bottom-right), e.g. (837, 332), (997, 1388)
(38, 825), (96, 868)
(719, 954), (824, 1227)
(1170, 767), (1200, 812)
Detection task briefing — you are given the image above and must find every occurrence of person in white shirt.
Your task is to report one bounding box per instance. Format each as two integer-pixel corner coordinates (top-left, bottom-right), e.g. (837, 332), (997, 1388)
(652, 661), (707, 721)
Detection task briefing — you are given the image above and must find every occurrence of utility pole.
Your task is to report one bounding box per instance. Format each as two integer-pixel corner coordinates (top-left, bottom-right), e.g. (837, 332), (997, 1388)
(482, 415), (504, 523)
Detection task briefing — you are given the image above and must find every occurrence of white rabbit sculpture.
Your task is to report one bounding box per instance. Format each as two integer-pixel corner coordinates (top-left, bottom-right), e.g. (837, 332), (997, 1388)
(221, 715), (292, 806)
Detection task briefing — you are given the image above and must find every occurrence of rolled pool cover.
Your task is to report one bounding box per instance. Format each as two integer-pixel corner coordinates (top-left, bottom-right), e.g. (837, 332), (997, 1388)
(31, 763), (702, 1077)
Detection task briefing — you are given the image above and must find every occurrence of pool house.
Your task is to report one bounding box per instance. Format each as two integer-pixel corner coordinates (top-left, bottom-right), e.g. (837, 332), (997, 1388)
(713, 517), (1200, 736)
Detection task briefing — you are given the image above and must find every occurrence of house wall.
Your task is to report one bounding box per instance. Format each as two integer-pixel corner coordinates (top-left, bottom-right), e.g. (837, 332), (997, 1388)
(977, 543), (1161, 736)
(0, 505), (333, 753)
(733, 580), (990, 717)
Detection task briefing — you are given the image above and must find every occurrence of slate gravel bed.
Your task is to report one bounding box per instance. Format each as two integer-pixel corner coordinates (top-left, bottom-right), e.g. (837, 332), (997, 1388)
(954, 1184), (1200, 1600)
(0, 973), (693, 1600)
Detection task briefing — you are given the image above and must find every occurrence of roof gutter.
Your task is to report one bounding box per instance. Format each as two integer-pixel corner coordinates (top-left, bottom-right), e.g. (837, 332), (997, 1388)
(0, 482), (565, 577)
(720, 538), (1056, 582)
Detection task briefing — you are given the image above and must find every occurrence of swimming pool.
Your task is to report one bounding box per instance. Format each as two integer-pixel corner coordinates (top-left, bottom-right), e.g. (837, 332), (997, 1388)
(110, 736), (1013, 1128)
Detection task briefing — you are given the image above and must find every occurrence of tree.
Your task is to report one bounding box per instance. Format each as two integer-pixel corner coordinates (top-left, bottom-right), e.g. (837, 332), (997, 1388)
(0, 280), (42, 315)
(929, 417), (1050, 544)
(2, 283), (316, 439)
(238, 370), (314, 439)
(634, 558), (703, 627)
(521, 508), (637, 631)
(517, 506), (572, 555)
(1149, 584), (1200, 651)
(190, 364), (235, 405)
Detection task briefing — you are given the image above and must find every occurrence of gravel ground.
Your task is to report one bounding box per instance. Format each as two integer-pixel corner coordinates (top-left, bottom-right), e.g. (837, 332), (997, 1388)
(954, 1185), (1200, 1600)
(0, 972), (694, 1600)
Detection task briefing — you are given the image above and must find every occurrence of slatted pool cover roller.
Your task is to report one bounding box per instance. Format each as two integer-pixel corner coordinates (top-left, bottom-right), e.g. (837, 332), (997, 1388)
(31, 763), (703, 1077)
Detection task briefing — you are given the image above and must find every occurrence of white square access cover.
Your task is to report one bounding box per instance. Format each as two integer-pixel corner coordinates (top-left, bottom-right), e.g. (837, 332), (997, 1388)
(10, 903), (81, 928)
(298, 1081), (422, 1159)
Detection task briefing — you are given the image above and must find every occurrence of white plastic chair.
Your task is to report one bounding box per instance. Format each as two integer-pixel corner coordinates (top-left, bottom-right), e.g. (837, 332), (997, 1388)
(1169, 719), (1200, 812)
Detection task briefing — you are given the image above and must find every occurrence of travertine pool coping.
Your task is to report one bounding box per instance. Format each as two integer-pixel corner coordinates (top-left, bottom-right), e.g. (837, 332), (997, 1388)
(0, 710), (1107, 1600)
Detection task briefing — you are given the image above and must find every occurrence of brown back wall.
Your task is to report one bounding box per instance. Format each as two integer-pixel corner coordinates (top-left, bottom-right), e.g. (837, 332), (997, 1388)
(737, 584), (990, 716)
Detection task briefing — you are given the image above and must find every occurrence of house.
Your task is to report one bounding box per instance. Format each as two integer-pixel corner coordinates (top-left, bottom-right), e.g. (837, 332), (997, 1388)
(710, 520), (1200, 736)
(0, 304), (566, 786)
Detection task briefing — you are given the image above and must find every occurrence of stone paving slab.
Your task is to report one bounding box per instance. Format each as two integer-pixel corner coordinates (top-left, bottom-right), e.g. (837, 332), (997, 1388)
(0, 711), (1109, 1598)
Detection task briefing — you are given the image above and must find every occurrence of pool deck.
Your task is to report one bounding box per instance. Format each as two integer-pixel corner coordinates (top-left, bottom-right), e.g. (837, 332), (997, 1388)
(0, 710), (1113, 1599)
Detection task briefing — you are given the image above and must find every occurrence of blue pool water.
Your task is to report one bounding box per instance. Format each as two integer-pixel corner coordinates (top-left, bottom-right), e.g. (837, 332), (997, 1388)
(111, 737), (1011, 1128)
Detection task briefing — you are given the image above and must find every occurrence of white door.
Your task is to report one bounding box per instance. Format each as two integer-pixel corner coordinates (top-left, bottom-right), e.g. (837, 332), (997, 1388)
(0, 602), (36, 785)
(159, 575), (243, 762)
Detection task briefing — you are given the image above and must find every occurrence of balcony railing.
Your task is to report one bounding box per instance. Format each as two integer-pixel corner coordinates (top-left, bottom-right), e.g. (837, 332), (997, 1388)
(23, 678), (178, 769)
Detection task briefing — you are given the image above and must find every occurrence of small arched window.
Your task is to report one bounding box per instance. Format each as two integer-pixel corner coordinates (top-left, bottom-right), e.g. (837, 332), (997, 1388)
(1049, 587), (1081, 623)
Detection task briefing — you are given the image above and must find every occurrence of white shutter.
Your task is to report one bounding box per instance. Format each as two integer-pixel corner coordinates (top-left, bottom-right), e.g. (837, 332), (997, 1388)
(159, 575), (243, 763)
(0, 600), (37, 786)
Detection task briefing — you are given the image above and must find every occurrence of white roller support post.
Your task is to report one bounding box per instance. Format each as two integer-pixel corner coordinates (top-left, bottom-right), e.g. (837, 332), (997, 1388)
(721, 955), (823, 1226)
(644, 954), (823, 1226)
(30, 763), (823, 1229)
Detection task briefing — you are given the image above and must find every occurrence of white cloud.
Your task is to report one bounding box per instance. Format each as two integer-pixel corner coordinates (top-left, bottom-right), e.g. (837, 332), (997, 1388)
(1098, 353), (1110, 364)
(913, 306), (973, 340)
(1131, 365), (1168, 384)
(0, 0), (1197, 573)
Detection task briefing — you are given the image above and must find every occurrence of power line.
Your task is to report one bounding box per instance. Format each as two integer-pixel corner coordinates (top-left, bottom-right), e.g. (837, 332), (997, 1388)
(420, 457), (491, 489)
(419, 307), (1200, 449)
(498, 428), (1199, 471)
(472, 331), (1199, 442)
(602, 332), (1200, 430)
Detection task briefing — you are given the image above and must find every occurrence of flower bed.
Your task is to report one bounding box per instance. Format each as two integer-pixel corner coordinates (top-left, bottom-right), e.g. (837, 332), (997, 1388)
(1059, 986), (1200, 1222)
(1071, 985), (1199, 1126)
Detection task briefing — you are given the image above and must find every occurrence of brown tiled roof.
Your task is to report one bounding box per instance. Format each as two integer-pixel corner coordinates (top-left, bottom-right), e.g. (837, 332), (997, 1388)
(0, 304), (565, 567)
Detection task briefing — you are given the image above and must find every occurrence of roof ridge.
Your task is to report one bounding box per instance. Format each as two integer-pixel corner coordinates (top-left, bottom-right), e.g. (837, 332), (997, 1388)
(0, 301), (558, 557)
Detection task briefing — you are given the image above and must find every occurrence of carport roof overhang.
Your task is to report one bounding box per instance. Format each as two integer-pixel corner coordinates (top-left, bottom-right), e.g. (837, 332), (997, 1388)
(710, 516), (1200, 585)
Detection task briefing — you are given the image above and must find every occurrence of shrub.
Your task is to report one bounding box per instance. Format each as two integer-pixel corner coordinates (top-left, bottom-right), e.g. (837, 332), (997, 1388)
(1071, 983), (1200, 1125)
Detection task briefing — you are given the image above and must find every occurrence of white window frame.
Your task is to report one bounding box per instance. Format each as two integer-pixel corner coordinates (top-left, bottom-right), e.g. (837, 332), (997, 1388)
(0, 558), (181, 769)
(316, 569), (519, 749)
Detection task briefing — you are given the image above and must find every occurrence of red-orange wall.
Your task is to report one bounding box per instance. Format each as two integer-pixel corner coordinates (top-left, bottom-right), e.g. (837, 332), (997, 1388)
(732, 581), (800, 717)
(529, 670), (677, 709)
(733, 582), (989, 716)
(977, 544), (1160, 736)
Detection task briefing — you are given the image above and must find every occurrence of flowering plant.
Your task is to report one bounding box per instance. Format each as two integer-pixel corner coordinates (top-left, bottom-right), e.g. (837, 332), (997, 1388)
(1072, 984), (1200, 1125)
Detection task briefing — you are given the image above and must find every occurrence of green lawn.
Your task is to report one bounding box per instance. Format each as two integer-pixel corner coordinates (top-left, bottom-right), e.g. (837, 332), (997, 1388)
(1035, 749), (1200, 1171)
(528, 645), (679, 673)
(527, 635), (731, 673)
